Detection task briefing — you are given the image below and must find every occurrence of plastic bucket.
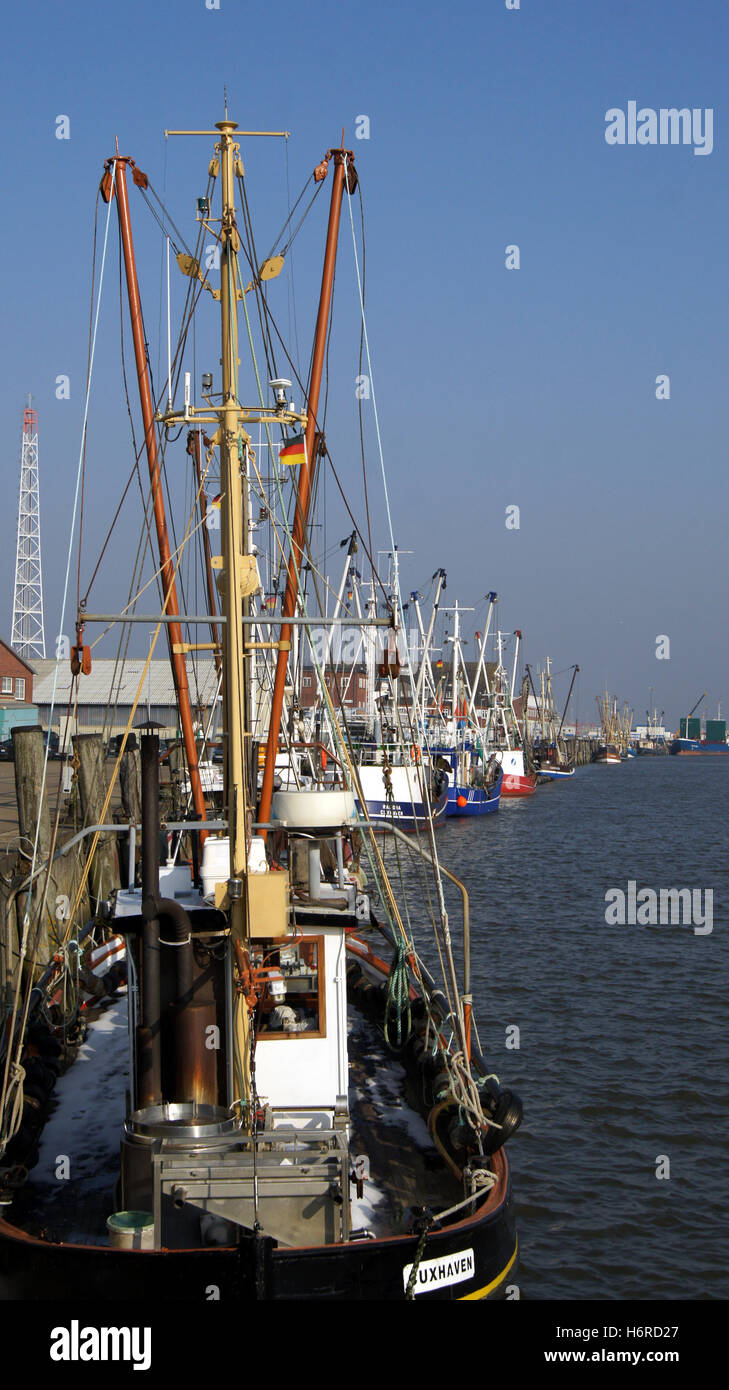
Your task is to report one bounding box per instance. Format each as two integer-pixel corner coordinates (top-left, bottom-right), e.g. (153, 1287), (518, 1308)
(106, 1210), (155, 1250)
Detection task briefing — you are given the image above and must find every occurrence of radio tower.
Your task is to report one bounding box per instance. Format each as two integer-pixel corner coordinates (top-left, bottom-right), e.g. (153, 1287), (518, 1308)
(11, 396), (46, 659)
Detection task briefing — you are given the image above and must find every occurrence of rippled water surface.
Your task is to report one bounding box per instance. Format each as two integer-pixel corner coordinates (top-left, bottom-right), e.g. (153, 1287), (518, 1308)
(381, 757), (727, 1300)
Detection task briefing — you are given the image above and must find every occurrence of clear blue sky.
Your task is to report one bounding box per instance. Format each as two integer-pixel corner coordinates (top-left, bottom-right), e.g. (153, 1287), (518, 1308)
(1, 0), (727, 728)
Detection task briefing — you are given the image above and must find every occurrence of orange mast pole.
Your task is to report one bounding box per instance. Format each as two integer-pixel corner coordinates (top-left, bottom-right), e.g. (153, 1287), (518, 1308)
(258, 148), (354, 832)
(109, 156), (207, 831)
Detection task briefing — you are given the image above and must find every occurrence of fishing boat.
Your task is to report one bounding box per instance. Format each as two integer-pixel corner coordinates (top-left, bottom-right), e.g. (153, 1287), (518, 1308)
(527, 660), (578, 781)
(617, 702), (634, 760)
(591, 693), (623, 764)
(635, 701), (668, 755)
(413, 596), (503, 816)
(484, 633), (537, 796)
(591, 745), (621, 765)
(635, 738), (666, 756)
(440, 747), (503, 816)
(328, 556), (451, 831)
(353, 747), (450, 829)
(0, 114), (521, 1300)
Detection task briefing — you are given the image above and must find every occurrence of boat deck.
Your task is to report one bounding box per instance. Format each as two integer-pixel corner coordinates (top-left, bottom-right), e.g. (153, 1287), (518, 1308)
(12, 995), (457, 1249)
(347, 1012), (456, 1234)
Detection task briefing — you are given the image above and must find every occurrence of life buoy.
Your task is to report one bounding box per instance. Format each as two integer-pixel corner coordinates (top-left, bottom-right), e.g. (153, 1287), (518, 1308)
(410, 746), (420, 763)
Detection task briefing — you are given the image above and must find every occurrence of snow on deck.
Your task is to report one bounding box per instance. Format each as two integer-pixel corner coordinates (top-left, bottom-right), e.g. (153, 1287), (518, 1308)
(24, 995), (129, 1241)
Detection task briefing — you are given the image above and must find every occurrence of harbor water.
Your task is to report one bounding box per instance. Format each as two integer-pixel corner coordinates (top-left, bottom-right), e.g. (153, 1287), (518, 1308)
(383, 756), (727, 1300)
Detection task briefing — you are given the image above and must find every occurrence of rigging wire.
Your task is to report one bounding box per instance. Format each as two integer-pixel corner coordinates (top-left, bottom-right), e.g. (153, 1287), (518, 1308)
(0, 165), (118, 1152)
(283, 138), (301, 381)
(355, 179), (375, 590)
(76, 186), (102, 614)
(341, 155), (476, 1081)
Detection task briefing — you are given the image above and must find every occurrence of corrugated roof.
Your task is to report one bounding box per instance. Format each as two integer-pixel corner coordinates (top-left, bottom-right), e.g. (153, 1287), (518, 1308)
(32, 658), (220, 708)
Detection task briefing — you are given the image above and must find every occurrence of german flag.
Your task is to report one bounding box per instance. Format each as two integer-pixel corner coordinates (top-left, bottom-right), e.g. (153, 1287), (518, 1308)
(279, 434), (306, 467)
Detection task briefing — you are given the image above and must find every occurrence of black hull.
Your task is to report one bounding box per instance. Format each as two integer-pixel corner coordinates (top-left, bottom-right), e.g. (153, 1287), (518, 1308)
(0, 1154), (515, 1300)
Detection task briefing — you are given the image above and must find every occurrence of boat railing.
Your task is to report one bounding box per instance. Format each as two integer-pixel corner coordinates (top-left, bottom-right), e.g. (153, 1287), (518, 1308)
(287, 740), (347, 784)
(10, 820), (229, 900)
(349, 740), (425, 767)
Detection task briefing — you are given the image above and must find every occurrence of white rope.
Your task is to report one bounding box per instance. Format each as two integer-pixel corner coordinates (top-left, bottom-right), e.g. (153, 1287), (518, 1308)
(341, 161), (448, 908)
(340, 161), (480, 1075)
(1, 1061), (26, 1151)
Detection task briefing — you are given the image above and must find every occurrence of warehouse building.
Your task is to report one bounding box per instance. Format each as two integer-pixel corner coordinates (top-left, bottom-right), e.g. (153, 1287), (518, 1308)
(30, 657), (220, 748)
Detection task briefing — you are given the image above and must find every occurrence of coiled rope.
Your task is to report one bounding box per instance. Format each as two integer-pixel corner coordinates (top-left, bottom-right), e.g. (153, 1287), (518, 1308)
(383, 939), (412, 1051)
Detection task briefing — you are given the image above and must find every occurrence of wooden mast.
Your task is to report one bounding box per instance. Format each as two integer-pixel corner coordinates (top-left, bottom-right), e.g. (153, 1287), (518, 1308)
(257, 148), (354, 833)
(108, 156), (207, 830)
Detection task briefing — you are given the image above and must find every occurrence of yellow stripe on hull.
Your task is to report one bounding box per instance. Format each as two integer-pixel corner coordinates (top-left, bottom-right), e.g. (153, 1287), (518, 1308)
(458, 1241), (518, 1300)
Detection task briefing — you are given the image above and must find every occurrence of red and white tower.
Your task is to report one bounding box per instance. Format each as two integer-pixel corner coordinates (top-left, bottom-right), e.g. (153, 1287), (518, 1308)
(11, 396), (46, 659)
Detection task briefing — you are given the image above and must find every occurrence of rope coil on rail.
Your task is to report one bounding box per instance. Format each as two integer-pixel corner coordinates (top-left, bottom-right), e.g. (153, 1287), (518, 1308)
(383, 939), (412, 1051)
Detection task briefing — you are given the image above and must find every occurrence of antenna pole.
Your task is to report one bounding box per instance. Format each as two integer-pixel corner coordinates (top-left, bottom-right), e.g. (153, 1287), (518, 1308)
(11, 397), (46, 659)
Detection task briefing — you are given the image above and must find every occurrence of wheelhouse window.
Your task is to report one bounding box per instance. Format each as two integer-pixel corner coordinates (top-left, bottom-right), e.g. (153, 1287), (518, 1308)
(256, 936), (325, 1039)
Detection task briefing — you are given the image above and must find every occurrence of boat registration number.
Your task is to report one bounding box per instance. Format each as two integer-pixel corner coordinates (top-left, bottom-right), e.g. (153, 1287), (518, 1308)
(402, 1248), (475, 1294)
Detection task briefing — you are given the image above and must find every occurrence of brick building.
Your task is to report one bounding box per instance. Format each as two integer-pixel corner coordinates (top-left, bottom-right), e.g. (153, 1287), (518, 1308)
(299, 667), (369, 711)
(0, 639), (38, 739)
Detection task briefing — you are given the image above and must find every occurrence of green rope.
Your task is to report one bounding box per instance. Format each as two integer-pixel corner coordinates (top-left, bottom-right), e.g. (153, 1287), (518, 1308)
(384, 939), (412, 1051)
(405, 1213), (433, 1300)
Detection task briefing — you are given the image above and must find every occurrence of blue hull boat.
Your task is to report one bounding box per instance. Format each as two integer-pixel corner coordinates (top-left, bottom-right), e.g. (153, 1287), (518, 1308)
(446, 765), (503, 817)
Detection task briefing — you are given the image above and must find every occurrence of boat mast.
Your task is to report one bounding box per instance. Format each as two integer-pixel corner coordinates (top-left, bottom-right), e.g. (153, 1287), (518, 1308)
(557, 663), (579, 740)
(546, 660), (555, 743)
(510, 629), (521, 701)
(413, 568), (446, 717)
(495, 631), (507, 746)
(153, 115), (306, 923)
(470, 591), (497, 706)
(364, 581), (377, 728)
(109, 155), (207, 828)
(216, 116), (253, 919)
(258, 148), (355, 831)
(451, 602), (459, 721)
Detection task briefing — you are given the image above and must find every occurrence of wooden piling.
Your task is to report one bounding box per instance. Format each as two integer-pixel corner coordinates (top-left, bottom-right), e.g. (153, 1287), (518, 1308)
(120, 746), (142, 825)
(11, 726), (52, 969)
(73, 734), (120, 904)
(0, 848), (19, 1017)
